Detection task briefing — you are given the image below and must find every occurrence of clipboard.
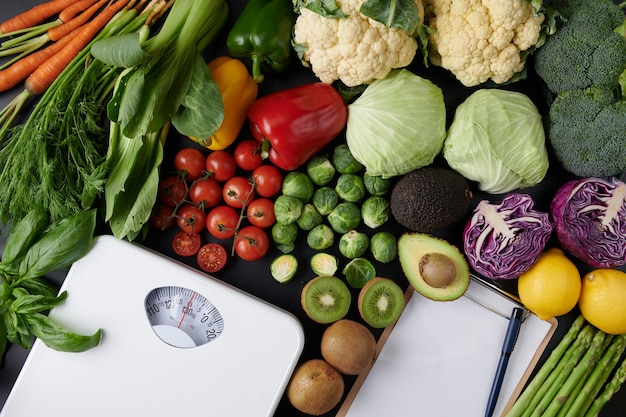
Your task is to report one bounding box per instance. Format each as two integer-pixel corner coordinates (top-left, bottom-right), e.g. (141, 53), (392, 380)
(337, 276), (557, 417)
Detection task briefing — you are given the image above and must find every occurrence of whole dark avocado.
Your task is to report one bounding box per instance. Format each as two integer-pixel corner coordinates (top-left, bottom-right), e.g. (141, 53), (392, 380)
(390, 167), (472, 233)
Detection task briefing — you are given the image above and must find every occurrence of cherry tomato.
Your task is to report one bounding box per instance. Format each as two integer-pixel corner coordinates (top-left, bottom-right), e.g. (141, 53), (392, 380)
(150, 204), (175, 231)
(205, 150), (237, 182)
(251, 165), (283, 198)
(234, 139), (263, 171)
(158, 176), (187, 208)
(174, 147), (206, 180)
(223, 176), (255, 209)
(246, 198), (276, 228)
(235, 225), (270, 261)
(206, 205), (239, 239)
(177, 204), (207, 234)
(189, 178), (222, 208)
(172, 231), (201, 257)
(197, 243), (228, 273)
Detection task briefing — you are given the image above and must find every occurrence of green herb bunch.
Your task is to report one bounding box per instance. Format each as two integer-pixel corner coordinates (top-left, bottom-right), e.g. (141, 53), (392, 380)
(0, 208), (101, 357)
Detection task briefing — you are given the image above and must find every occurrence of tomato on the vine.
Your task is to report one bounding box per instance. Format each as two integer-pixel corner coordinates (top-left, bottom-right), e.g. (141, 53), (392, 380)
(251, 165), (282, 198)
(174, 147), (206, 180)
(235, 225), (269, 261)
(177, 204), (207, 234)
(158, 176), (187, 208)
(206, 205), (239, 239)
(197, 243), (228, 273)
(247, 198), (276, 228)
(223, 176), (255, 209)
(205, 150), (237, 182)
(234, 139), (263, 171)
(172, 231), (202, 257)
(189, 178), (222, 208)
(150, 204), (175, 230)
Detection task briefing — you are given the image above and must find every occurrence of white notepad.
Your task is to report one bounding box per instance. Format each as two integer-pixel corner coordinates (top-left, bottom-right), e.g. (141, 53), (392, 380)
(338, 278), (557, 417)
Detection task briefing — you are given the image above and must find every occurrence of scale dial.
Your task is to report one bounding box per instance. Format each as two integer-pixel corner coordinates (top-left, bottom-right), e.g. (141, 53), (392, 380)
(144, 286), (224, 348)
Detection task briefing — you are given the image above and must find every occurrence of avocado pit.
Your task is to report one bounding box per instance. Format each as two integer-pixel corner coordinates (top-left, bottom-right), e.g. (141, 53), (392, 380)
(419, 252), (456, 288)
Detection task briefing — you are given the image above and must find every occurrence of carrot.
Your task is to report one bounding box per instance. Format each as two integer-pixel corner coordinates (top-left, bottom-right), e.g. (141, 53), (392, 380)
(25, 0), (130, 96)
(48, 0), (109, 41)
(0, 0), (82, 35)
(0, 28), (80, 92)
(58, 0), (101, 23)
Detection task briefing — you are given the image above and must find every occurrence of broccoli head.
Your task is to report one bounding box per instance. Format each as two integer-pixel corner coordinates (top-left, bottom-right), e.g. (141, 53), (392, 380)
(547, 86), (626, 177)
(533, 0), (626, 95)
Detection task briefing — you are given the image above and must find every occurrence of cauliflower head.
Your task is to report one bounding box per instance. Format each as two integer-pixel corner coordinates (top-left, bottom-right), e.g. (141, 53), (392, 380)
(293, 0), (420, 87)
(423, 0), (545, 87)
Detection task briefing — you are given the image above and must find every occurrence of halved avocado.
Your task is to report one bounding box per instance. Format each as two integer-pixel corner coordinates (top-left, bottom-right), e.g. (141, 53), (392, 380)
(398, 233), (469, 301)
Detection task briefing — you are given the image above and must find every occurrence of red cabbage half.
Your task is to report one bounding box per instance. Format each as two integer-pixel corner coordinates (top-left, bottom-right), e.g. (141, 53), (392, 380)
(463, 193), (553, 280)
(551, 177), (626, 268)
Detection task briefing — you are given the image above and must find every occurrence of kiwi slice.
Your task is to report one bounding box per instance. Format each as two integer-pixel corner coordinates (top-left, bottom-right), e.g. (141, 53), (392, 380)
(301, 276), (352, 324)
(358, 277), (405, 328)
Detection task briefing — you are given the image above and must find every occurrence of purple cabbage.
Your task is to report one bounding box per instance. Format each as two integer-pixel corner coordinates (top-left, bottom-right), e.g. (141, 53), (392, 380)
(550, 177), (626, 268)
(463, 193), (553, 280)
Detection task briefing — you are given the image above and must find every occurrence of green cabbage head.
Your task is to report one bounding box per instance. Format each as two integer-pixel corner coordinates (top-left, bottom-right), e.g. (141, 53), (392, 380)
(443, 89), (549, 194)
(346, 69), (446, 179)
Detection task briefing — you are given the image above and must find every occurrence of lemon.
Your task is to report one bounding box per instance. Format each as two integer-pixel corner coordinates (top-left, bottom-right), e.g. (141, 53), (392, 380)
(517, 247), (581, 320)
(579, 269), (626, 335)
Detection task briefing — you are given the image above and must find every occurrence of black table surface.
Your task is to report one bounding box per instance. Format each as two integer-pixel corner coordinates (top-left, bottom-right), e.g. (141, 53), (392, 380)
(0, 1), (624, 416)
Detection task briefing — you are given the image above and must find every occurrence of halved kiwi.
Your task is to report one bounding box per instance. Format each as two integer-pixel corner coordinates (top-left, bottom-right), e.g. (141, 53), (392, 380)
(301, 275), (352, 324)
(358, 277), (405, 328)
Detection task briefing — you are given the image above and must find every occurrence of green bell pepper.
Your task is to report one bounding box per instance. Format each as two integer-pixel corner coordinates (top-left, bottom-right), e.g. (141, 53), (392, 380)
(226, 0), (296, 83)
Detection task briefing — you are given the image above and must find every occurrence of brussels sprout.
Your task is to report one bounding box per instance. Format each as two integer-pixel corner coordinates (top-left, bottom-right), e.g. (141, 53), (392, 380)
(370, 231), (397, 263)
(364, 173), (393, 196)
(342, 258), (376, 288)
(307, 224), (335, 250)
(310, 252), (339, 276)
(271, 221), (298, 247)
(282, 172), (315, 202)
(361, 195), (390, 229)
(270, 254), (298, 283)
(327, 202), (361, 234)
(339, 230), (369, 259)
(306, 154), (336, 186)
(297, 203), (323, 231)
(335, 174), (366, 202)
(312, 187), (339, 216)
(333, 144), (363, 174)
(273, 195), (303, 225)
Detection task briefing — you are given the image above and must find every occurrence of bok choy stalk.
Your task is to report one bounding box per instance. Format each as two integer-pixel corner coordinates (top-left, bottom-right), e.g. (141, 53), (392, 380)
(91, 0), (229, 240)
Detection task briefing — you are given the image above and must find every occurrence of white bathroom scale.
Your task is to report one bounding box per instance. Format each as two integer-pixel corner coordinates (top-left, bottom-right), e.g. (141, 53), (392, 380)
(0, 235), (304, 417)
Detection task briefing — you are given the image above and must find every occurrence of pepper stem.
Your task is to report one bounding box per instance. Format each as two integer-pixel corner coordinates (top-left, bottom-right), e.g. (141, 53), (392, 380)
(250, 54), (264, 83)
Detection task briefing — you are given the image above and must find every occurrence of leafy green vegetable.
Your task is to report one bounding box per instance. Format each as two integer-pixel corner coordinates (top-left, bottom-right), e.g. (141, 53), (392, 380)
(443, 89), (549, 194)
(342, 257), (376, 288)
(360, 0), (422, 33)
(346, 69), (446, 178)
(294, 0), (348, 18)
(92, 0), (228, 139)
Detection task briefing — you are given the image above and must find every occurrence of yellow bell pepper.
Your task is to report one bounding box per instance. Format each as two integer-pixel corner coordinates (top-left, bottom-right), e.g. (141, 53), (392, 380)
(191, 56), (258, 150)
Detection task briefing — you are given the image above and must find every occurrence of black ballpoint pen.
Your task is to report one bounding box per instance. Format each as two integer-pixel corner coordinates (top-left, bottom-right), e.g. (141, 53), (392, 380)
(485, 307), (525, 417)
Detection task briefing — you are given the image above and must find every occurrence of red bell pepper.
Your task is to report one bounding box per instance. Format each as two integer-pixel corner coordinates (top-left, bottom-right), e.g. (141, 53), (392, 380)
(247, 82), (348, 171)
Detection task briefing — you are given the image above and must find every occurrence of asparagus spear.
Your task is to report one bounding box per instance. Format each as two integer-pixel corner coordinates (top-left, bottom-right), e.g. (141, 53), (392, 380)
(584, 350), (626, 417)
(565, 334), (626, 417)
(527, 325), (596, 417)
(505, 315), (586, 417)
(542, 330), (608, 417)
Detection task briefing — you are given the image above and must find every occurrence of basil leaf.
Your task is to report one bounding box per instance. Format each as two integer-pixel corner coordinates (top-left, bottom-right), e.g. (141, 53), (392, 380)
(360, 0), (421, 33)
(171, 54), (224, 138)
(11, 291), (67, 315)
(2, 208), (49, 266)
(26, 313), (102, 352)
(5, 310), (32, 350)
(18, 209), (96, 280)
(18, 276), (59, 298)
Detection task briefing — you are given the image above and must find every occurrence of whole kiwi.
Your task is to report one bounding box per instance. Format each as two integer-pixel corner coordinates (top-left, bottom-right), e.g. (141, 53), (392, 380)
(321, 319), (377, 375)
(287, 359), (345, 416)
